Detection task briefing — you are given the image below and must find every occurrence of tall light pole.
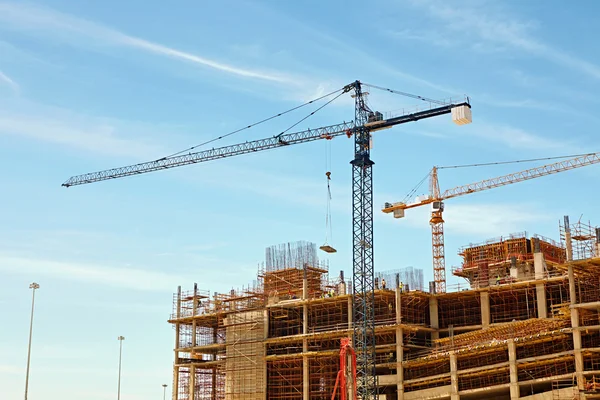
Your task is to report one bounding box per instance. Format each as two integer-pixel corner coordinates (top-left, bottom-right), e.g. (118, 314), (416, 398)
(24, 282), (39, 400)
(162, 384), (167, 400)
(117, 336), (125, 400)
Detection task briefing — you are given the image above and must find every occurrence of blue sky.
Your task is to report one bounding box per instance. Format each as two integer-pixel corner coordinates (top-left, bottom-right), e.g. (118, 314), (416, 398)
(1, 0), (600, 398)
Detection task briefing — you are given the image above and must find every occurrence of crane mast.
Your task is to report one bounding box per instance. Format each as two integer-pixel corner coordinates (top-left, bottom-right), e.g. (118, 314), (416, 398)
(63, 80), (472, 399)
(349, 82), (377, 399)
(429, 167), (446, 293)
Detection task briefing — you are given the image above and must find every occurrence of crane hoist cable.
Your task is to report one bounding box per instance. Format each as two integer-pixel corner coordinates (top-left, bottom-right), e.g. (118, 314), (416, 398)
(401, 170), (431, 204)
(274, 89), (347, 139)
(320, 138), (336, 254)
(162, 86), (346, 159)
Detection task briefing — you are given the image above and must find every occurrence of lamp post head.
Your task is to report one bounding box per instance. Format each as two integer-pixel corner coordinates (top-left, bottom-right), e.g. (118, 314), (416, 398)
(162, 384), (167, 388)
(117, 336), (125, 341)
(29, 283), (40, 289)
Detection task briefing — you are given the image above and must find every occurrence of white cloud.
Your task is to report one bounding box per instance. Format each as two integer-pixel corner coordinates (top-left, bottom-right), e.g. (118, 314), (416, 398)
(246, 1), (462, 96)
(408, 0), (600, 80)
(0, 100), (174, 159)
(385, 28), (455, 48)
(443, 203), (550, 236)
(475, 96), (600, 123)
(461, 121), (577, 152)
(120, 36), (292, 83)
(0, 254), (195, 292)
(0, 69), (19, 92)
(0, 364), (21, 374)
(0, 114), (163, 159)
(0, 2), (294, 84)
(381, 200), (551, 237)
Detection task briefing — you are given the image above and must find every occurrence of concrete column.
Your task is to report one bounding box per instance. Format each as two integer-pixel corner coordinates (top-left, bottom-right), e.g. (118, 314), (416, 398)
(566, 263), (585, 390)
(480, 290), (490, 328)
(212, 329), (218, 400)
(189, 365), (196, 400)
(450, 351), (459, 400)
(192, 284), (198, 347)
(263, 310), (269, 400)
(429, 296), (439, 340)
(173, 286), (182, 400)
(302, 266), (308, 300)
(303, 300), (309, 400)
(172, 366), (179, 400)
(395, 287), (404, 399)
(564, 216), (573, 262)
(568, 265), (577, 305)
(508, 339), (519, 399)
(533, 254), (547, 319)
(572, 308), (585, 390)
(303, 354), (309, 400)
(396, 327), (404, 400)
(348, 295), (353, 330)
(396, 286), (402, 324)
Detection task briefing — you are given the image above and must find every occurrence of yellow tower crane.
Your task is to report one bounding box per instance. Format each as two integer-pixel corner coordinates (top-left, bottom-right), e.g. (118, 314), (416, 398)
(382, 152), (600, 293)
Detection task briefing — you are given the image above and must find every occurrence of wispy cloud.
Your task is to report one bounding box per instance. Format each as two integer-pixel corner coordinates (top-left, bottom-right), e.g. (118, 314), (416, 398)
(0, 364), (21, 375)
(120, 36), (292, 83)
(444, 203), (551, 236)
(407, 0), (600, 80)
(0, 254), (194, 291)
(498, 68), (600, 106)
(466, 122), (577, 152)
(0, 2), (294, 84)
(385, 28), (455, 48)
(385, 200), (551, 237)
(0, 102), (168, 159)
(411, 115), (577, 153)
(0, 69), (19, 92)
(245, 1), (463, 96)
(475, 96), (600, 123)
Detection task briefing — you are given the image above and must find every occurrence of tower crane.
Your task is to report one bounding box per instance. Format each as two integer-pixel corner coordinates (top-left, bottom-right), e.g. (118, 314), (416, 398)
(382, 152), (600, 294)
(62, 80), (472, 399)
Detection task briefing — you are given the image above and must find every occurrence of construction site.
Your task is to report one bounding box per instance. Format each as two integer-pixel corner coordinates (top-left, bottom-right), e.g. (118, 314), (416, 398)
(168, 216), (600, 400)
(60, 80), (600, 399)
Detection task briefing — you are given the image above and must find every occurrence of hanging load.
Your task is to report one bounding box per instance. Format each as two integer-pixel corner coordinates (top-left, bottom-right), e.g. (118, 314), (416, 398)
(320, 171), (337, 253)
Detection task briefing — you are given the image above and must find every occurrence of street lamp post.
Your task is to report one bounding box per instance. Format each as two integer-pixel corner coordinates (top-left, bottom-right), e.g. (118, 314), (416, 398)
(24, 282), (40, 400)
(162, 384), (167, 400)
(117, 336), (125, 400)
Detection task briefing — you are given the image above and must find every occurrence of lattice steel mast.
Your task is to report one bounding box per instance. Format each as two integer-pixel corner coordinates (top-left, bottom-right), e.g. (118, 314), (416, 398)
(349, 81), (377, 399)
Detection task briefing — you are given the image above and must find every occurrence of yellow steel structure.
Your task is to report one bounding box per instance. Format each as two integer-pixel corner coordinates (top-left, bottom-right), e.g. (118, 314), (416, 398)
(382, 152), (600, 293)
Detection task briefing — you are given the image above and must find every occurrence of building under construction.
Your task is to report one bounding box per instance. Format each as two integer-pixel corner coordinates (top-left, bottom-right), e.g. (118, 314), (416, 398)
(169, 217), (600, 399)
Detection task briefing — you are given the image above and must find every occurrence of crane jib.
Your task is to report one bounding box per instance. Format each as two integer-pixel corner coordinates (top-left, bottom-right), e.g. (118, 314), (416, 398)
(62, 102), (470, 187)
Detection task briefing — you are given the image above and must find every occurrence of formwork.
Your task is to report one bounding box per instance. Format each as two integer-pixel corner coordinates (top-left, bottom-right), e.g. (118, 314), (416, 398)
(169, 217), (600, 400)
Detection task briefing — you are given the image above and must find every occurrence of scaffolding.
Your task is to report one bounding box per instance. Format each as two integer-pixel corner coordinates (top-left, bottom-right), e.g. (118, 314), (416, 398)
(376, 267), (424, 292)
(560, 217), (599, 261)
(169, 219), (600, 400)
(455, 232), (565, 287)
